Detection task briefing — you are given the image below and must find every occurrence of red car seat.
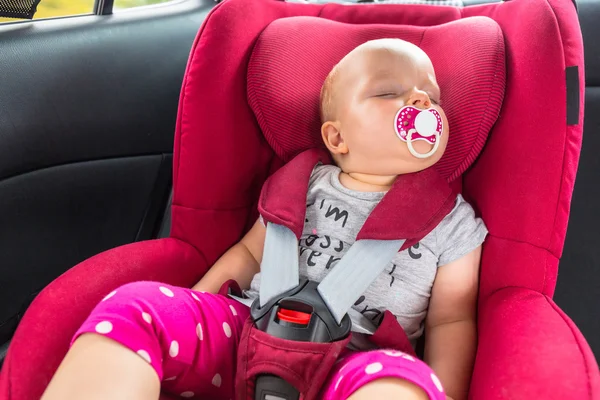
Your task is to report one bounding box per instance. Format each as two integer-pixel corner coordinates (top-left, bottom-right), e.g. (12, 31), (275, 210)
(1, 0), (599, 399)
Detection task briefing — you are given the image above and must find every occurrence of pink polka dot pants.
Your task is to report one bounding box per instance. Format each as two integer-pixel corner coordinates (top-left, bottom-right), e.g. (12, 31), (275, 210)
(72, 281), (445, 399)
(323, 350), (446, 400)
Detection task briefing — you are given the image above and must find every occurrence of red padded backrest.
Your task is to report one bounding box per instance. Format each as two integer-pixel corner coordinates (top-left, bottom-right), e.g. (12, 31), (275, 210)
(170, 0), (584, 303)
(248, 16), (506, 182)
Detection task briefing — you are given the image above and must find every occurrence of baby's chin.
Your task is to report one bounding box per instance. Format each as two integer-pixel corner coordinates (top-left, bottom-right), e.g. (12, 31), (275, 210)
(345, 158), (439, 177)
(334, 142), (446, 176)
(393, 144), (444, 172)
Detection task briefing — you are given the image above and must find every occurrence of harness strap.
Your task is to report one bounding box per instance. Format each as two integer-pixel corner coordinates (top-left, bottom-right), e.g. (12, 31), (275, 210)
(258, 222), (403, 325)
(317, 238), (404, 323)
(259, 223), (300, 308)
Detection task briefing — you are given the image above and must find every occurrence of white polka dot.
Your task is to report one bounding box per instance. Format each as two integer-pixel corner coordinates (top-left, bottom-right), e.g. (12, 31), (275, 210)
(382, 350), (416, 361)
(223, 322), (232, 338)
(229, 305), (238, 316)
(169, 341), (179, 358)
(180, 391), (194, 398)
(382, 350), (404, 357)
(137, 350), (151, 364)
(102, 290), (117, 301)
(196, 323), (203, 340)
(212, 373), (222, 387)
(431, 373), (444, 392)
(95, 321), (113, 334)
(159, 286), (174, 297)
(334, 375), (344, 391)
(191, 292), (200, 301)
(142, 312), (152, 324)
(164, 376), (177, 381)
(365, 362), (383, 375)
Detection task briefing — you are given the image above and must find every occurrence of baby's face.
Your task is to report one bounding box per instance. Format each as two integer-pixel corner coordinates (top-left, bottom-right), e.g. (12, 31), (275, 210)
(322, 40), (449, 176)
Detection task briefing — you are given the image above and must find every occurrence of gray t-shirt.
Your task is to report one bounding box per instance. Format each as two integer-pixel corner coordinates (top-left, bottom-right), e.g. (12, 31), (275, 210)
(246, 164), (487, 344)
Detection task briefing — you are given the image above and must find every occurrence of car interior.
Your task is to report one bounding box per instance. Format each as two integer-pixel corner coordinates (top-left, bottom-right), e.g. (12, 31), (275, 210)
(0, 0), (598, 398)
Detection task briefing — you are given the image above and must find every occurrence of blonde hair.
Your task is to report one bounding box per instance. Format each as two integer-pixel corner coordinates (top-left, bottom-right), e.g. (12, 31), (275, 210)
(319, 64), (340, 123)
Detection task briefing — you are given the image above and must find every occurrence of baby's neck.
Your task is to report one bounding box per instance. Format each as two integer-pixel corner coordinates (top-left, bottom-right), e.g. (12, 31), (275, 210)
(339, 172), (396, 192)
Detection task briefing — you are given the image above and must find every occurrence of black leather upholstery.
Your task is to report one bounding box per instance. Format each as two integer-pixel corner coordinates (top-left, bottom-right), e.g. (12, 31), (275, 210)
(157, 190), (173, 239)
(0, 0), (214, 355)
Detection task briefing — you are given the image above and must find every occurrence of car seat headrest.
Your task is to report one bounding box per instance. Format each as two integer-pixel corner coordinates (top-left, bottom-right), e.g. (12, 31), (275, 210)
(248, 16), (506, 181)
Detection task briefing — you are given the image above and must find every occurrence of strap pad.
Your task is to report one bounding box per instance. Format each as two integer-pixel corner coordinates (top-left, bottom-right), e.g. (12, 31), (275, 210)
(259, 148), (457, 249)
(235, 317), (351, 400)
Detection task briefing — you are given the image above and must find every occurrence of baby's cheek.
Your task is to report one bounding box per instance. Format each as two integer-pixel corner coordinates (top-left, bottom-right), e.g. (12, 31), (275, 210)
(354, 129), (387, 153)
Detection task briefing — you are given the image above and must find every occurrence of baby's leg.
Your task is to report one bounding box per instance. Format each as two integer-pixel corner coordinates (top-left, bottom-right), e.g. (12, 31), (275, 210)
(349, 377), (429, 399)
(42, 281), (249, 400)
(42, 332), (160, 400)
(322, 350), (446, 400)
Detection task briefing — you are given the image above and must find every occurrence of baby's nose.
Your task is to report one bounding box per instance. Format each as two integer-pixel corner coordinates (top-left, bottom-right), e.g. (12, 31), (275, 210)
(407, 90), (431, 109)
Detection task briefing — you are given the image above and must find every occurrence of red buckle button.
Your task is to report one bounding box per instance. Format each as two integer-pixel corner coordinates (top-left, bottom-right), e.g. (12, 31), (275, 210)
(277, 308), (311, 325)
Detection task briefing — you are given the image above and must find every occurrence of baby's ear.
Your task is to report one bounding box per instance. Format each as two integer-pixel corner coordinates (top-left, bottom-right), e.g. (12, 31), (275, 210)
(321, 121), (348, 155)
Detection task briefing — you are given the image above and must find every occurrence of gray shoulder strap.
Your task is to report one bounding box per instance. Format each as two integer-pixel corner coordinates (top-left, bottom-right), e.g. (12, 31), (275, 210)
(259, 222), (300, 307)
(258, 222), (403, 324)
(317, 239), (404, 323)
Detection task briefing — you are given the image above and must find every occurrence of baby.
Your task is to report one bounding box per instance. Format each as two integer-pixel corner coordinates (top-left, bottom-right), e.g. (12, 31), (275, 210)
(42, 39), (486, 400)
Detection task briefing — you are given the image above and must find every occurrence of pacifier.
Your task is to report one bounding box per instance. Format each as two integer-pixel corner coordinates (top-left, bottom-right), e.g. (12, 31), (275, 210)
(394, 106), (443, 159)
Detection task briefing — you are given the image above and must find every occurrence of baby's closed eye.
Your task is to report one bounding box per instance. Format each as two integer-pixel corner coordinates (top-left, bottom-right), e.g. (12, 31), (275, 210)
(374, 92), (398, 98)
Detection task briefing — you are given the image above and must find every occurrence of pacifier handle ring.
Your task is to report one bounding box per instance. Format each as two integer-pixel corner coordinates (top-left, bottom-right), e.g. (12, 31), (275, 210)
(406, 129), (440, 159)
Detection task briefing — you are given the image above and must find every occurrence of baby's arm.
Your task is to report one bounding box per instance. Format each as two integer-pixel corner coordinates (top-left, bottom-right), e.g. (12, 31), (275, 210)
(424, 245), (482, 400)
(192, 219), (266, 293)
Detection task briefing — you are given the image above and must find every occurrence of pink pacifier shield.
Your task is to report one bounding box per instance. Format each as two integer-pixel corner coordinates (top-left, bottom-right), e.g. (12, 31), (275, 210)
(395, 106), (443, 144)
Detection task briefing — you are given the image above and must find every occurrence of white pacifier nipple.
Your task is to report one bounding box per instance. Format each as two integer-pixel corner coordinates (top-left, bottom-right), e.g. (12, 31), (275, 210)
(414, 111), (438, 137)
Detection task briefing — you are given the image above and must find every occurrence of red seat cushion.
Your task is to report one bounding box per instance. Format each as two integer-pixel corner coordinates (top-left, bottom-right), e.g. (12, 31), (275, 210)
(248, 16), (505, 181)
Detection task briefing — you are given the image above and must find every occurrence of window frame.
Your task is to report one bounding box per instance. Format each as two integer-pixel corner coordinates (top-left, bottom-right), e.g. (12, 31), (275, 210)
(0, 0), (185, 23)
(95, 0), (115, 15)
(97, 0), (189, 16)
(110, 0), (192, 15)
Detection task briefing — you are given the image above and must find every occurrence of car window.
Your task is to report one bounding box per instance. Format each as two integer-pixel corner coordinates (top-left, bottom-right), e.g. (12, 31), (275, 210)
(0, 0), (174, 23)
(114, 0), (177, 11)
